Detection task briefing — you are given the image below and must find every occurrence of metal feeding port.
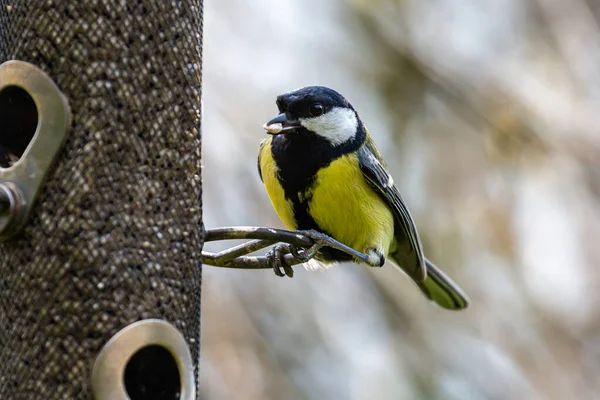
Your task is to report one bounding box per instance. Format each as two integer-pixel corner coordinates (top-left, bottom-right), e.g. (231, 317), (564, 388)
(91, 319), (196, 400)
(0, 60), (71, 239)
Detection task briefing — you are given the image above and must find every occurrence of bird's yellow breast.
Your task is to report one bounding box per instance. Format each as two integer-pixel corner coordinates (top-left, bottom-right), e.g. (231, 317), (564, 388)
(259, 138), (394, 256)
(259, 137), (297, 230)
(309, 153), (394, 255)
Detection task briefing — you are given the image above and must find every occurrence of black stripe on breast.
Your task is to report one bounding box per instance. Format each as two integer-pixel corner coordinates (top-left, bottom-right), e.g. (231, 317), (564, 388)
(270, 127), (365, 261)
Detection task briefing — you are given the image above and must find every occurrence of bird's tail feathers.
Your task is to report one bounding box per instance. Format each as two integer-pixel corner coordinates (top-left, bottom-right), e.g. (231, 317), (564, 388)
(390, 254), (469, 310)
(417, 258), (469, 310)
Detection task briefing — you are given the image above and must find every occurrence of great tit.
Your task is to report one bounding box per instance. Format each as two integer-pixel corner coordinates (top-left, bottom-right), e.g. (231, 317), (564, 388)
(258, 86), (469, 310)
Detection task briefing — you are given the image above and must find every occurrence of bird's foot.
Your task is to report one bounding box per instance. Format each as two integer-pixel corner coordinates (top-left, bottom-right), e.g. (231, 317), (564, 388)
(290, 230), (328, 262)
(296, 230), (377, 266)
(366, 248), (385, 267)
(266, 243), (294, 278)
(295, 230), (330, 247)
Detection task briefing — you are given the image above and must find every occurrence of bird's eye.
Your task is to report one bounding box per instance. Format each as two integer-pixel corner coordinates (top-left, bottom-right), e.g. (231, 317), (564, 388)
(309, 103), (324, 117)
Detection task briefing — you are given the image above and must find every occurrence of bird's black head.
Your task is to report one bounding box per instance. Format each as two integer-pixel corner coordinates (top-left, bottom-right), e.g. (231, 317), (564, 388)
(275, 86), (353, 116)
(264, 86), (362, 146)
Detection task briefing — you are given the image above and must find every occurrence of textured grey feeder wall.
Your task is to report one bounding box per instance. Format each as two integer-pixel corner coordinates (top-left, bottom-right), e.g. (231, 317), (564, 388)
(0, 2), (203, 399)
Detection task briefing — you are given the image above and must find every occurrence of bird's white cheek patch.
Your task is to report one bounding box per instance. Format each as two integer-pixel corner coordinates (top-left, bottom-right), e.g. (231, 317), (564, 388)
(300, 107), (358, 146)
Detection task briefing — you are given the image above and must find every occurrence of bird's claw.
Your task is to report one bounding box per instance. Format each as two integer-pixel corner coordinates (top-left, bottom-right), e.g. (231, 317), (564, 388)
(289, 245), (310, 262)
(266, 244), (294, 278)
(290, 241), (323, 262)
(266, 230), (341, 278)
(289, 241), (321, 262)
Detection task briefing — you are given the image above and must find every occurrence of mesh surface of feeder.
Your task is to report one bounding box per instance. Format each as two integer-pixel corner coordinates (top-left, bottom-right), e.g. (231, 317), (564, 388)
(0, 1), (203, 398)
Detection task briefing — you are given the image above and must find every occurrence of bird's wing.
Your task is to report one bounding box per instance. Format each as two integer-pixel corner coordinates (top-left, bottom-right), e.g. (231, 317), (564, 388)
(357, 137), (427, 281)
(257, 137), (268, 182)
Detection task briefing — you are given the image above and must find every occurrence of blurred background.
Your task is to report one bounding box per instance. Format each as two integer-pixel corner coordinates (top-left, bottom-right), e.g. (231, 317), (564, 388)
(199, 1), (600, 399)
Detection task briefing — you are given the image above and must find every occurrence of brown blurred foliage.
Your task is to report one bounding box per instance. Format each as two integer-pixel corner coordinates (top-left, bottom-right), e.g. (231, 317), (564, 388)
(200, 1), (600, 399)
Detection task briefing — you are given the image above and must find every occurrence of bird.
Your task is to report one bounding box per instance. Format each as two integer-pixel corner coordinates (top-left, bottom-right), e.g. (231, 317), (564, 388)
(257, 86), (469, 310)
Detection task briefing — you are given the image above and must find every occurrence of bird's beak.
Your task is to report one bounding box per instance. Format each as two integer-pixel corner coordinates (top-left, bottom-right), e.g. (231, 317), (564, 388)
(263, 113), (301, 135)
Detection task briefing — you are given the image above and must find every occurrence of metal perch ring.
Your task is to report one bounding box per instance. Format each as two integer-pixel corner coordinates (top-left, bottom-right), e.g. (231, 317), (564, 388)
(202, 226), (371, 271)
